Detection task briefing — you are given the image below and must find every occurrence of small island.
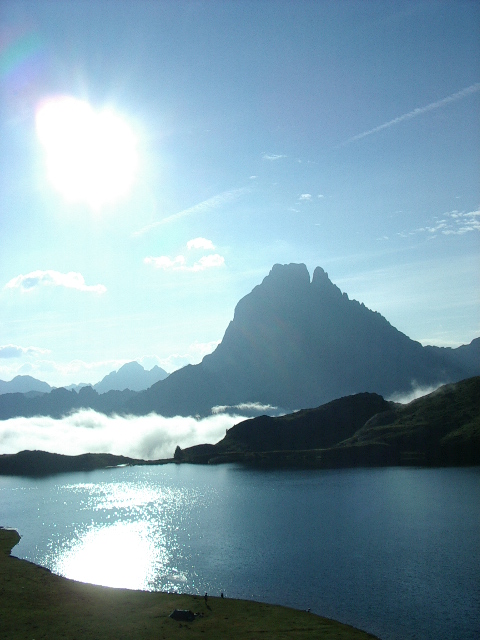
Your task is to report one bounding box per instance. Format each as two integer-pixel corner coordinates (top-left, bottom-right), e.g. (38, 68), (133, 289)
(1, 527), (378, 639)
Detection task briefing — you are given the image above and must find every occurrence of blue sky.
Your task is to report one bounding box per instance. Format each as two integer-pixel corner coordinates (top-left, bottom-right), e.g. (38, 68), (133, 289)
(1, 0), (479, 387)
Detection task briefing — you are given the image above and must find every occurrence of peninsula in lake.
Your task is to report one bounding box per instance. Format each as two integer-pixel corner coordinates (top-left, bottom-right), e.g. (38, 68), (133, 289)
(0, 264), (478, 421)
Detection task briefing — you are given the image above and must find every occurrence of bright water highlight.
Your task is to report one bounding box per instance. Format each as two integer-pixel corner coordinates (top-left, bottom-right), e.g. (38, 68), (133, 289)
(1, 465), (479, 640)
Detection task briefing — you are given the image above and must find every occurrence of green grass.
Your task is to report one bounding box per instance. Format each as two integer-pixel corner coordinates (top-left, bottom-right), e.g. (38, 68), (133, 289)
(1, 528), (378, 640)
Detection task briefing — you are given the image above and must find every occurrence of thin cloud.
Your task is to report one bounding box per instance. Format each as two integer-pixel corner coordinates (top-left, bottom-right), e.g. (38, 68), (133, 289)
(144, 255), (186, 270)
(0, 344), (50, 359)
(341, 82), (480, 146)
(398, 208), (480, 239)
(145, 253), (225, 272)
(262, 153), (287, 161)
(145, 238), (225, 273)
(133, 187), (249, 237)
(4, 270), (106, 294)
(186, 237), (215, 250)
(299, 193), (312, 201)
(211, 402), (281, 416)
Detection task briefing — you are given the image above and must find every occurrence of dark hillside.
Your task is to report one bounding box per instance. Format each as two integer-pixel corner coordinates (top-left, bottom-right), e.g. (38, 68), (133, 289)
(176, 377), (480, 468)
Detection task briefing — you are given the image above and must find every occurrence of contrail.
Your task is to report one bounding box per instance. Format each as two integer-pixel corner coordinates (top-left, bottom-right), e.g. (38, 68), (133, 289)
(134, 187), (250, 237)
(340, 82), (480, 147)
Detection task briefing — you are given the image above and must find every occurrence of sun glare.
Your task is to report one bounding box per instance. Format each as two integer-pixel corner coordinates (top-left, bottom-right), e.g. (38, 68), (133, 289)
(36, 96), (139, 209)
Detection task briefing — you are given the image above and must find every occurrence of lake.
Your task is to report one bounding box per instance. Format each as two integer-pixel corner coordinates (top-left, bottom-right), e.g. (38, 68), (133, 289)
(1, 464), (479, 640)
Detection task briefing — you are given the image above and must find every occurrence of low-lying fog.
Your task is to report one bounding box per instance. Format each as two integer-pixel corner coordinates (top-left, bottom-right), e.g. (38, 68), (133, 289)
(0, 384), (441, 460)
(0, 409), (252, 460)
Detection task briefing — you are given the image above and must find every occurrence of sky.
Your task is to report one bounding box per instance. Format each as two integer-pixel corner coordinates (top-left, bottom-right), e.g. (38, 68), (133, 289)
(1, 0), (479, 388)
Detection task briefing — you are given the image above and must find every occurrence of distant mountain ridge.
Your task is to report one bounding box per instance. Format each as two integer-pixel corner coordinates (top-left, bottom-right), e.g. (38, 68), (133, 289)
(0, 362), (168, 397)
(126, 263), (479, 417)
(93, 361), (168, 393)
(0, 375), (52, 395)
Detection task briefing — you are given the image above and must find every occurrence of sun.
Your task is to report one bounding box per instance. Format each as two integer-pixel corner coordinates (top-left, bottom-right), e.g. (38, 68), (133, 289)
(36, 96), (139, 209)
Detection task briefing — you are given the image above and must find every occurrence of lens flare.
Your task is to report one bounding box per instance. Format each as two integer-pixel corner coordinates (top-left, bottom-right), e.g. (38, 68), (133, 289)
(36, 96), (139, 209)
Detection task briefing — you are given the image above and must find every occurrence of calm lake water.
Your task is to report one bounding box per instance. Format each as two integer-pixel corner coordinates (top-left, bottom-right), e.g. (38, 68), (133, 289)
(1, 464), (479, 640)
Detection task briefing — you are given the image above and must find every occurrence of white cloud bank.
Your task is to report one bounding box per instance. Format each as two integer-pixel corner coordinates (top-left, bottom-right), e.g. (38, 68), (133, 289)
(4, 270), (106, 294)
(0, 409), (247, 460)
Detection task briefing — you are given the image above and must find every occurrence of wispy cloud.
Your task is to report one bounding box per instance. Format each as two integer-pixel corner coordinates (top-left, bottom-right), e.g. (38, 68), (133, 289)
(0, 344), (50, 359)
(398, 208), (480, 239)
(387, 382), (444, 404)
(133, 187), (249, 237)
(341, 82), (480, 146)
(4, 270), (106, 294)
(144, 238), (225, 273)
(262, 153), (287, 161)
(299, 193), (312, 201)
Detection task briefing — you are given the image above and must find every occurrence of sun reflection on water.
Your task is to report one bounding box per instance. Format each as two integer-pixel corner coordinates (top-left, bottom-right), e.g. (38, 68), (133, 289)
(55, 521), (160, 589)
(45, 477), (194, 591)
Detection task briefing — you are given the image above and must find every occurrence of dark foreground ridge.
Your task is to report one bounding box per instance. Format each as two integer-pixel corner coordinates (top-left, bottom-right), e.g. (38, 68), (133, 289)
(175, 376), (480, 468)
(0, 527), (379, 640)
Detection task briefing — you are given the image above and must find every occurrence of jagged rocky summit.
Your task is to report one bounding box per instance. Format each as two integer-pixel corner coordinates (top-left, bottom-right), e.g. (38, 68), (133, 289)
(126, 263), (478, 417)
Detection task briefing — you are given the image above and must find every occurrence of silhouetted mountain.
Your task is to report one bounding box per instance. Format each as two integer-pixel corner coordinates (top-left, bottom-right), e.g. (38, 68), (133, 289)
(0, 375), (52, 395)
(176, 377), (480, 468)
(94, 361), (168, 393)
(127, 263), (479, 417)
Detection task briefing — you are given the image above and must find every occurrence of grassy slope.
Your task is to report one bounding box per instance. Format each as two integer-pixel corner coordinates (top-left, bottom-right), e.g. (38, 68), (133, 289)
(0, 529), (378, 640)
(344, 376), (480, 464)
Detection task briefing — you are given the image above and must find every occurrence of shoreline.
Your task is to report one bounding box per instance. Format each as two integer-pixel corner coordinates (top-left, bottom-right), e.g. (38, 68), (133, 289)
(1, 447), (478, 478)
(1, 527), (379, 639)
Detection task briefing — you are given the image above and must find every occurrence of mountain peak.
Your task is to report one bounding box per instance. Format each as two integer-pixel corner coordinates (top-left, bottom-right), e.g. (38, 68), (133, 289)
(117, 361), (144, 373)
(260, 263), (311, 293)
(311, 266), (343, 298)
